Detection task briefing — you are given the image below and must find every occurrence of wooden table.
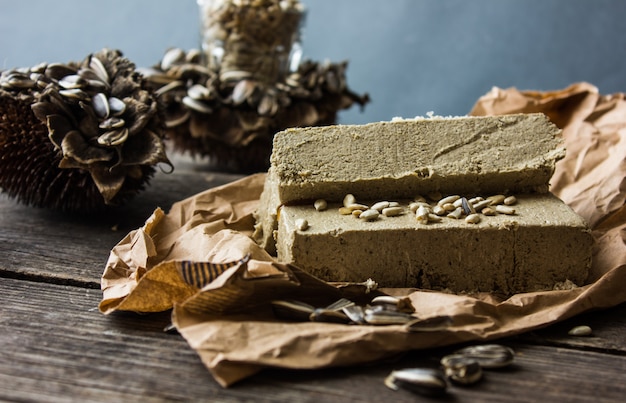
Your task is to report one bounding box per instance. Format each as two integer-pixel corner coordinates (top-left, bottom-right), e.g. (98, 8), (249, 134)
(1, 157), (625, 402)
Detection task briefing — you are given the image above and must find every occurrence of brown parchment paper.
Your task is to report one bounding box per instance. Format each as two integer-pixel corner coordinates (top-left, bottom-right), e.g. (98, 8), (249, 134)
(100, 82), (626, 387)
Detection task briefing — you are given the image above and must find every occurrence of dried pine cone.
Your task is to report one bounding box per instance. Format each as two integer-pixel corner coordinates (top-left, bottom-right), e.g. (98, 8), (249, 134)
(0, 49), (171, 212)
(140, 48), (369, 172)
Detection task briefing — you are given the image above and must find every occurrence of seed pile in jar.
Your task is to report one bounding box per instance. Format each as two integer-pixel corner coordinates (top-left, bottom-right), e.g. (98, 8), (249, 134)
(271, 295), (452, 331)
(199, 0), (305, 84)
(385, 344), (516, 396)
(306, 193), (518, 227)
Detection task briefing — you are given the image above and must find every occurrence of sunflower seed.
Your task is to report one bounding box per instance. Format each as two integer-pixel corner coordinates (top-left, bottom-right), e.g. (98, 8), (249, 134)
(313, 199), (327, 211)
(92, 93), (110, 118)
(382, 206), (403, 217)
(416, 205), (430, 224)
(341, 305), (366, 324)
(99, 117), (125, 130)
(58, 74), (87, 89)
(108, 97), (126, 116)
(384, 368), (448, 396)
(232, 79), (257, 105)
(495, 205), (516, 215)
(309, 308), (350, 324)
(487, 195), (506, 205)
(370, 201), (390, 212)
(504, 195), (517, 205)
(568, 325), (592, 336)
(188, 84), (212, 100)
(440, 354), (483, 385)
(89, 55), (109, 83)
(465, 213), (481, 224)
(461, 197), (476, 215)
(453, 344), (515, 368)
(359, 209), (379, 221)
(59, 88), (89, 100)
(182, 96), (213, 114)
(447, 207), (463, 219)
(271, 300), (314, 321)
(438, 195), (460, 206)
(343, 194), (356, 207)
(97, 128), (128, 146)
(295, 218), (309, 231)
(161, 47), (185, 70)
(363, 308), (414, 325)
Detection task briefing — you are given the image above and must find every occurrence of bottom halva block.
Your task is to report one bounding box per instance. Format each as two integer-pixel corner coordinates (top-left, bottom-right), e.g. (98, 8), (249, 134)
(275, 194), (592, 295)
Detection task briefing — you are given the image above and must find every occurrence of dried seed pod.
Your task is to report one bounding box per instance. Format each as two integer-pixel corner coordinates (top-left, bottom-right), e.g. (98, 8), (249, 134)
(453, 344), (515, 368)
(0, 49), (171, 211)
(440, 355), (483, 385)
(384, 368), (448, 396)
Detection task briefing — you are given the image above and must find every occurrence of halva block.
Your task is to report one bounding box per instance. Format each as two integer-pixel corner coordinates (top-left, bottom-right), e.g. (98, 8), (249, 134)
(275, 194), (592, 294)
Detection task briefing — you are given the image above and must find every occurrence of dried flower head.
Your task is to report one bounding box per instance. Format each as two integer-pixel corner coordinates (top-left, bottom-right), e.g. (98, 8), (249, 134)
(0, 49), (171, 211)
(141, 48), (369, 172)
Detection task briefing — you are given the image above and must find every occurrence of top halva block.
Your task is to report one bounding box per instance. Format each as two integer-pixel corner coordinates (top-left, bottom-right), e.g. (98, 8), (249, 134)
(270, 113), (564, 203)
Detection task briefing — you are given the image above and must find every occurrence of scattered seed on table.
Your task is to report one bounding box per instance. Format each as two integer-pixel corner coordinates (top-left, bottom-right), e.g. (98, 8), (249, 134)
(568, 325), (592, 336)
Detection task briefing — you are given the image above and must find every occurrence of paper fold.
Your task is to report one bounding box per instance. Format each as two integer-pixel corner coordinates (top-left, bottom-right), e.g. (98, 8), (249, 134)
(100, 82), (626, 387)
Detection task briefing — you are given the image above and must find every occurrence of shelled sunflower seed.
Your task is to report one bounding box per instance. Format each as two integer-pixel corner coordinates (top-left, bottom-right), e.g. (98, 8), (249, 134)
(327, 193), (520, 225)
(384, 368), (448, 396)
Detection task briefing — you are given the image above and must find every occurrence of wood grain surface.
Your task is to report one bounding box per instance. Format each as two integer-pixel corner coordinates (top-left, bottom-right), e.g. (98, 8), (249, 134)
(1, 157), (625, 402)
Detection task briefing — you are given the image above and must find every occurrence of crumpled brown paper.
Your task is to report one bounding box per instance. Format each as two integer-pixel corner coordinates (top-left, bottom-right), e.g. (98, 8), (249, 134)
(100, 82), (626, 387)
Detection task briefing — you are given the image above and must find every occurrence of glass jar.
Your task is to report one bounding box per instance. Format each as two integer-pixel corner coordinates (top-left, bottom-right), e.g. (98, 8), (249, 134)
(197, 0), (305, 85)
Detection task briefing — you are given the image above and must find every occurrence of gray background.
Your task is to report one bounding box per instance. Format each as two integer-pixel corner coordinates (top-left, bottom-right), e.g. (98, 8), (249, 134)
(1, 0), (625, 124)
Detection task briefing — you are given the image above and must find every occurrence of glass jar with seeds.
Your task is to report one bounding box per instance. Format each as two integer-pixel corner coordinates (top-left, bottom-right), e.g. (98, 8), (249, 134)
(197, 0), (306, 85)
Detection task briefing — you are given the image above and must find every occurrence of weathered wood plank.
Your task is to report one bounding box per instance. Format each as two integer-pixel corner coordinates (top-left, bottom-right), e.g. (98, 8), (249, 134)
(517, 302), (626, 353)
(1, 278), (626, 402)
(0, 155), (243, 286)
